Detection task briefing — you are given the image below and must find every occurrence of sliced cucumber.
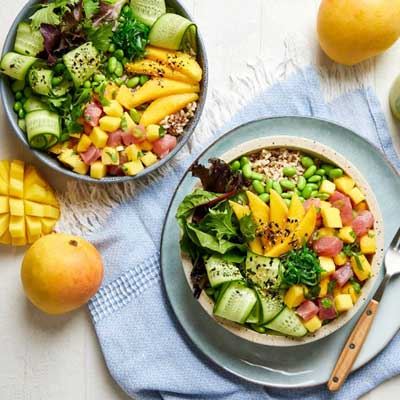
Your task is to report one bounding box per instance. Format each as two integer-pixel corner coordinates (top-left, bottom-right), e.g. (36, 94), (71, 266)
(245, 252), (282, 291)
(23, 97), (48, 113)
(213, 281), (257, 324)
(246, 300), (261, 324)
(29, 68), (53, 96)
(63, 42), (99, 88)
(0, 52), (37, 80)
(265, 307), (307, 337)
(205, 255), (243, 288)
(131, 0), (166, 26)
(25, 110), (61, 150)
(14, 22), (44, 56)
(149, 13), (197, 52)
(52, 81), (71, 97)
(257, 291), (284, 324)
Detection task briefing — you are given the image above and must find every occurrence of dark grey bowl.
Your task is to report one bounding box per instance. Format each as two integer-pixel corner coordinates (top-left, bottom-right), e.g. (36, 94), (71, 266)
(0, 0), (208, 183)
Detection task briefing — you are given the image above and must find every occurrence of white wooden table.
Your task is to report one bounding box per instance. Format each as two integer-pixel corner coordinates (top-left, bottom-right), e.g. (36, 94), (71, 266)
(0, 1), (399, 398)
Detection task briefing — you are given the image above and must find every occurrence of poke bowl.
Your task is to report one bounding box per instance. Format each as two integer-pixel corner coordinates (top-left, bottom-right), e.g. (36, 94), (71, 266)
(177, 136), (384, 346)
(0, 0), (208, 183)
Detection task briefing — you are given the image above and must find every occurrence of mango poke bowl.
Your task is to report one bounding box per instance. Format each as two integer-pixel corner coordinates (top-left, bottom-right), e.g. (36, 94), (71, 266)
(177, 137), (384, 346)
(0, 0), (207, 183)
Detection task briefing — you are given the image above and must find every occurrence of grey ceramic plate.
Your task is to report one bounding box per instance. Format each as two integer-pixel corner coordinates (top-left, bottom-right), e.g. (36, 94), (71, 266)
(161, 116), (400, 388)
(0, 0), (208, 184)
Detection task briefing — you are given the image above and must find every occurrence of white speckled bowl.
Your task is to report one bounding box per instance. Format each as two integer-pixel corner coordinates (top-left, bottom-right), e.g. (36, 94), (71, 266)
(181, 136), (384, 347)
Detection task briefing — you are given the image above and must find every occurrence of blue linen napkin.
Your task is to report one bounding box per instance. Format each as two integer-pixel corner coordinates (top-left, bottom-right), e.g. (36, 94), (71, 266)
(87, 66), (400, 400)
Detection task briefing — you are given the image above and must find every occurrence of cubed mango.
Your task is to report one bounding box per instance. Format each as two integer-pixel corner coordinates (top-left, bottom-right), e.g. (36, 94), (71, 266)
(321, 207), (342, 228)
(140, 152), (158, 167)
(77, 135), (92, 153)
(284, 284), (305, 308)
(360, 231), (377, 254)
(334, 176), (355, 194)
(89, 127), (109, 148)
(122, 160), (144, 176)
(319, 180), (336, 195)
(350, 254), (372, 281)
(338, 226), (356, 243)
(334, 294), (353, 313)
(90, 162), (107, 180)
(99, 116), (121, 133)
(319, 256), (336, 277)
(303, 315), (322, 332)
(348, 187), (365, 205)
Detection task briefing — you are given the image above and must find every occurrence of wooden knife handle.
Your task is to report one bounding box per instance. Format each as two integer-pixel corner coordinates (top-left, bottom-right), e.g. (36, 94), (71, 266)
(327, 299), (379, 392)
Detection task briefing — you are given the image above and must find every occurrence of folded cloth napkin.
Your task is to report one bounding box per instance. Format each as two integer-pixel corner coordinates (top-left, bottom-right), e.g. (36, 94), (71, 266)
(87, 66), (400, 400)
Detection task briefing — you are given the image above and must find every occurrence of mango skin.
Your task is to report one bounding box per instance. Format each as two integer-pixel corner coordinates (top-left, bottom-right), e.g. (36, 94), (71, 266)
(21, 233), (103, 314)
(317, 0), (400, 65)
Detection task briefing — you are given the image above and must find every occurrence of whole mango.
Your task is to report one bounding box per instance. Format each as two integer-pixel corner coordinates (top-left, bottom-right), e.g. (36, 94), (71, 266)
(317, 0), (400, 65)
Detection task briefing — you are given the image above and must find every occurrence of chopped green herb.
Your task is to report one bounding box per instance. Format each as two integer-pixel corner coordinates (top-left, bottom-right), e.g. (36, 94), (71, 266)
(321, 298), (333, 309)
(327, 279), (336, 295)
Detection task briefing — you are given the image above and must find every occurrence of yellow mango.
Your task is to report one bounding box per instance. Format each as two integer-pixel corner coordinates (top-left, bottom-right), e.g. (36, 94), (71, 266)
(24, 201), (45, 218)
(342, 283), (360, 304)
(89, 127), (109, 148)
(334, 176), (355, 194)
(126, 59), (196, 83)
(319, 277), (330, 298)
(9, 198), (24, 216)
(315, 227), (336, 240)
(319, 256), (336, 277)
(101, 147), (119, 166)
(104, 82), (119, 101)
(146, 124), (161, 142)
(334, 294), (353, 313)
(0, 160), (10, 195)
(139, 140), (153, 151)
(269, 189), (288, 230)
(338, 226), (356, 243)
(9, 215), (25, 238)
(122, 160), (144, 176)
(321, 207), (342, 228)
(350, 254), (372, 281)
(284, 285), (306, 308)
(41, 218), (57, 235)
(129, 78), (200, 108)
(320, 201), (332, 210)
(249, 238), (264, 256)
(140, 93), (199, 127)
(43, 205), (60, 220)
(0, 230), (11, 245)
(25, 216), (42, 243)
(9, 160), (24, 198)
(99, 116), (121, 133)
(103, 100), (124, 118)
(0, 196), (9, 213)
(0, 214), (9, 236)
(246, 191), (269, 228)
(24, 167), (58, 207)
(77, 134), (92, 153)
(125, 144), (141, 161)
(303, 315), (322, 332)
(334, 252), (348, 266)
(229, 201), (250, 220)
(90, 162), (107, 180)
(140, 152), (158, 167)
(12, 236), (27, 246)
(145, 46), (203, 82)
(360, 231), (377, 254)
(348, 187), (365, 205)
(288, 193), (305, 225)
(319, 179), (336, 195)
(58, 149), (89, 175)
(115, 85), (135, 109)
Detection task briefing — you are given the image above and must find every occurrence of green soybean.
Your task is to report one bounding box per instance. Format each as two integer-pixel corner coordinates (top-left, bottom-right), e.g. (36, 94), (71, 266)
(54, 63), (65, 74)
(321, 163), (334, 172)
(108, 43), (116, 53)
(315, 168), (326, 176)
(240, 156), (250, 167)
(283, 166), (297, 177)
(265, 179), (273, 193)
(84, 80), (91, 88)
(303, 165), (317, 179)
(329, 168), (343, 179)
(259, 193), (270, 203)
(108, 57), (118, 73)
(114, 49), (124, 60)
(272, 181), (282, 194)
(297, 176), (307, 191)
(308, 175), (322, 183)
(51, 76), (63, 86)
(301, 156), (314, 168)
(230, 160), (241, 171)
(15, 91), (23, 101)
(280, 179), (295, 191)
(305, 183), (318, 190)
(284, 199), (291, 207)
(252, 180), (265, 194)
(242, 164), (253, 179)
(91, 81), (99, 87)
(127, 77), (140, 88)
(114, 62), (124, 77)
(299, 196), (305, 202)
(205, 287), (215, 296)
(316, 193), (330, 200)
(281, 192), (293, 199)
(130, 108), (141, 123)
(302, 185), (313, 199)
(311, 190), (319, 198)
(139, 75), (149, 85)
(251, 172), (264, 181)
(18, 109), (25, 119)
(13, 102), (22, 112)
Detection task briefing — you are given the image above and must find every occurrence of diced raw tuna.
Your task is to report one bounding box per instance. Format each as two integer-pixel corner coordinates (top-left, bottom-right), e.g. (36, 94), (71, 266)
(119, 153), (128, 165)
(132, 125), (146, 143)
(296, 300), (319, 321)
(107, 130), (122, 147)
(330, 191), (353, 226)
(313, 236), (343, 257)
(84, 122), (92, 135)
(121, 131), (135, 146)
(80, 145), (101, 165)
(333, 263), (354, 287)
(352, 210), (374, 237)
(84, 102), (103, 127)
(108, 165), (124, 176)
(318, 297), (337, 320)
(153, 134), (177, 158)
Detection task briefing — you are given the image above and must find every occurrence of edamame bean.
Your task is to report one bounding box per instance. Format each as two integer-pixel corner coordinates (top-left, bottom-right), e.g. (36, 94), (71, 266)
(303, 165), (317, 179)
(251, 172), (264, 181)
(302, 185), (313, 199)
(15, 91), (23, 101)
(297, 176), (306, 191)
(311, 190), (319, 198)
(242, 164), (253, 179)
(114, 62), (124, 77)
(240, 156), (250, 167)
(272, 181), (282, 194)
(308, 175), (322, 183)
(94, 74), (106, 82)
(281, 192), (293, 199)
(316, 193), (330, 200)
(280, 179), (296, 191)
(130, 108), (141, 123)
(139, 75), (149, 85)
(265, 179), (273, 193)
(299, 196), (305, 202)
(51, 76), (63, 86)
(18, 109), (25, 119)
(230, 160), (241, 171)
(13, 102), (22, 112)
(329, 168), (343, 179)
(321, 163), (334, 172)
(54, 63), (65, 74)
(284, 199), (291, 207)
(259, 193), (270, 203)
(114, 78), (124, 86)
(18, 119), (25, 132)
(114, 49), (125, 60)
(108, 56), (118, 73)
(306, 183), (318, 190)
(108, 43), (116, 53)
(84, 80), (91, 88)
(283, 166), (297, 177)
(315, 168), (326, 176)
(126, 77), (140, 88)
(301, 156), (314, 168)
(252, 180), (265, 194)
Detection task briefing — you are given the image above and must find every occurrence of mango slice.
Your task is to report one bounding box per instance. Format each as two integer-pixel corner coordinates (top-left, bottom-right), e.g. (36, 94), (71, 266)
(140, 93), (199, 127)
(0, 160), (60, 246)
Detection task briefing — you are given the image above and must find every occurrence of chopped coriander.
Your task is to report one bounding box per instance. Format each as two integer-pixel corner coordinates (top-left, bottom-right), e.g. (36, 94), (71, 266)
(321, 298), (333, 309)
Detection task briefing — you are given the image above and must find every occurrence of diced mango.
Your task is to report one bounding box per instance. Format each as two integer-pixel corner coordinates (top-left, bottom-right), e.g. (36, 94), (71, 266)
(360, 231), (377, 254)
(350, 254), (372, 281)
(9, 198), (24, 216)
(334, 176), (355, 194)
(121, 112), (136, 134)
(320, 201), (332, 210)
(90, 162), (107, 180)
(115, 85), (136, 109)
(0, 230), (11, 245)
(103, 100), (124, 118)
(303, 315), (322, 332)
(269, 189), (288, 230)
(0, 214), (9, 236)
(321, 207), (342, 228)
(41, 218), (56, 234)
(101, 147), (119, 166)
(9, 160), (24, 198)
(99, 116), (121, 133)
(334, 252), (348, 266)
(146, 124), (161, 142)
(0, 196), (9, 213)
(104, 82), (119, 101)
(58, 149), (89, 175)
(334, 294), (353, 313)
(140, 140), (153, 151)
(89, 127), (108, 149)
(319, 180), (336, 195)
(333, 285), (342, 298)
(140, 152), (158, 167)
(348, 187), (365, 205)
(140, 93), (199, 127)
(0, 160), (9, 195)
(25, 215), (42, 243)
(24, 201), (45, 217)
(24, 167), (58, 207)
(126, 59), (196, 84)
(77, 134), (92, 153)
(9, 215), (25, 238)
(319, 277), (330, 298)
(229, 201), (250, 220)
(338, 226), (356, 243)
(315, 227), (336, 240)
(125, 144), (141, 161)
(342, 283), (360, 304)
(319, 256), (336, 277)
(43, 205), (60, 219)
(355, 201), (368, 212)
(284, 285), (305, 308)
(122, 160), (144, 176)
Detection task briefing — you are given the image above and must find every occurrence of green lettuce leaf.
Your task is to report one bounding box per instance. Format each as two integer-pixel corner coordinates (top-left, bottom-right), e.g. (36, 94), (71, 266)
(198, 206), (238, 241)
(176, 189), (219, 220)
